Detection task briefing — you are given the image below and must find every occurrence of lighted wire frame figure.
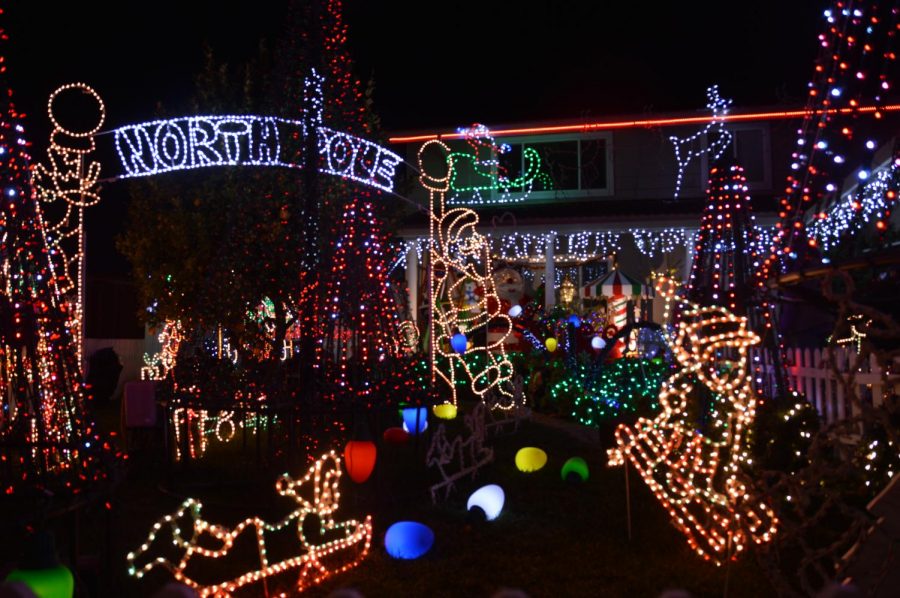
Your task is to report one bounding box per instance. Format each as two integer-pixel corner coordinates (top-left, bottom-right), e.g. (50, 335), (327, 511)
(608, 278), (777, 564)
(127, 451), (373, 596)
(32, 83), (106, 366)
(669, 85), (733, 200)
(419, 140), (516, 409)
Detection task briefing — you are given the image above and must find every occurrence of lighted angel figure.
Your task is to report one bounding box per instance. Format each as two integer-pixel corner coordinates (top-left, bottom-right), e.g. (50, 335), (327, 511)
(420, 139), (516, 408)
(608, 280), (777, 564)
(127, 451), (372, 597)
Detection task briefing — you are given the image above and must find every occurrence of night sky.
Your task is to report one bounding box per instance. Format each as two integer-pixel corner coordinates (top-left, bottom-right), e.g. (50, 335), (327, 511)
(3, 1), (823, 274)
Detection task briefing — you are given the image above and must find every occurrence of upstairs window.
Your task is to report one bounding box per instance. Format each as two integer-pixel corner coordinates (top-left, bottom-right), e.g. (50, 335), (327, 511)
(446, 133), (612, 205)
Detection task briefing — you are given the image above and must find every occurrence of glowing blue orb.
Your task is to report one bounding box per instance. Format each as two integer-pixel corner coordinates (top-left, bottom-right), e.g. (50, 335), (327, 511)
(567, 314), (581, 328)
(401, 407), (428, 435)
(591, 336), (606, 350)
(508, 304), (523, 318)
(467, 484), (505, 521)
(450, 333), (468, 354)
(384, 521), (434, 559)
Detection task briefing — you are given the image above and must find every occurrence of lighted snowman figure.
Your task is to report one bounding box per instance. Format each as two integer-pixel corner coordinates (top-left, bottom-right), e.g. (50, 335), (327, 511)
(608, 282), (777, 564)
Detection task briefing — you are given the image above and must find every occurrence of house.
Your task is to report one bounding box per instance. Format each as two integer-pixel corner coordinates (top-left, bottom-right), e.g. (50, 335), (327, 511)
(389, 102), (804, 323)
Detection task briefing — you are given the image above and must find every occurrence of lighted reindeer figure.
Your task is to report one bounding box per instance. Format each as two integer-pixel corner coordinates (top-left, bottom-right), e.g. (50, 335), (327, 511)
(127, 451), (373, 596)
(608, 278), (777, 564)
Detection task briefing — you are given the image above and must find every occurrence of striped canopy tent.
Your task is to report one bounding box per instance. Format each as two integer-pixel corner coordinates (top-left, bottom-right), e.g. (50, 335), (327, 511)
(582, 268), (649, 299)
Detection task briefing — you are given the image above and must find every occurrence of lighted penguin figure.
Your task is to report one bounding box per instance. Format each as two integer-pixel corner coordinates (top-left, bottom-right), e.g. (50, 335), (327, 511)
(607, 279), (777, 564)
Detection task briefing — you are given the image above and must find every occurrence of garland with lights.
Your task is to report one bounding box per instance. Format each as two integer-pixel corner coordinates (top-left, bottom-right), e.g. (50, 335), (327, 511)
(608, 279), (777, 565)
(127, 450), (372, 596)
(808, 156), (900, 253)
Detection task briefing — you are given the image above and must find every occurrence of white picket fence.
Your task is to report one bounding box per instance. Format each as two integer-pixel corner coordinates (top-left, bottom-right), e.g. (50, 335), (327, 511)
(753, 347), (900, 424)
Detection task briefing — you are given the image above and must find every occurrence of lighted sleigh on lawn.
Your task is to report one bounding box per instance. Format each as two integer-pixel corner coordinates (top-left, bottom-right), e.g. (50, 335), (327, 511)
(127, 451), (372, 596)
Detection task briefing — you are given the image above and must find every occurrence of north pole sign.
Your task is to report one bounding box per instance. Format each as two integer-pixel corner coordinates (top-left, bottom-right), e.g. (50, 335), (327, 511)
(111, 70), (401, 193)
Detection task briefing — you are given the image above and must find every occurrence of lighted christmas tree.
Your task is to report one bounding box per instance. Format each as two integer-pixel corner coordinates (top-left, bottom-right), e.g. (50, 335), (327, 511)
(687, 162), (762, 313)
(0, 21), (118, 494)
(766, 1), (899, 272)
(316, 197), (418, 408)
(686, 160), (787, 398)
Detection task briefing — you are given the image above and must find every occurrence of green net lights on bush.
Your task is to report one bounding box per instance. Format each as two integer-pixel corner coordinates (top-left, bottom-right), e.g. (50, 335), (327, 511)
(561, 457), (589, 482)
(515, 447), (548, 472)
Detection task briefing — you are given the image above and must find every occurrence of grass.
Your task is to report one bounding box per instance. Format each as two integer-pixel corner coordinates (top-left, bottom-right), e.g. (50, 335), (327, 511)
(1, 401), (773, 597)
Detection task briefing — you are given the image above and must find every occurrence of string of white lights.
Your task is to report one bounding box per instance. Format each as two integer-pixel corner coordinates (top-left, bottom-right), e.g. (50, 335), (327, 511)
(110, 70), (401, 194)
(396, 227), (784, 269)
(809, 158), (900, 252)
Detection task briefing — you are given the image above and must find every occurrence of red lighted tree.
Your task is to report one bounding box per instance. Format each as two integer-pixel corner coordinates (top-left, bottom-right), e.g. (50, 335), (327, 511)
(686, 160), (787, 399)
(316, 197), (417, 408)
(0, 22), (118, 495)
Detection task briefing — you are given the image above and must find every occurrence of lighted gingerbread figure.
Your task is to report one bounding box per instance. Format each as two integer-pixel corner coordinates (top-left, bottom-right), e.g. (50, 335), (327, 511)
(127, 451), (373, 596)
(420, 139), (515, 409)
(608, 278), (777, 564)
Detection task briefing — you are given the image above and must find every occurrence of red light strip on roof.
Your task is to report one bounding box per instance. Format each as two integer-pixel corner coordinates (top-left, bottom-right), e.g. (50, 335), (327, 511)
(388, 104), (900, 144)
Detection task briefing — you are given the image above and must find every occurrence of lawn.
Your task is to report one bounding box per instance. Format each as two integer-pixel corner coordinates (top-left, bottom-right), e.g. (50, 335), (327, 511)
(79, 402), (774, 598)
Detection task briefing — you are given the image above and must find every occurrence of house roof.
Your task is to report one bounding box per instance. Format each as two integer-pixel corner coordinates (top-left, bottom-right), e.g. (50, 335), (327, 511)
(388, 103), (900, 144)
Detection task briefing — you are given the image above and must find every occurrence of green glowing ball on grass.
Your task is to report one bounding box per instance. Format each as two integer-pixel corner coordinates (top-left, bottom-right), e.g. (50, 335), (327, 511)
(561, 457), (589, 482)
(5, 566), (73, 598)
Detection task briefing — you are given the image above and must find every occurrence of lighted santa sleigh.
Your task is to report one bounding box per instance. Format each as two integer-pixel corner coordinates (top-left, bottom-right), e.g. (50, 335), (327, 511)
(127, 451), (372, 596)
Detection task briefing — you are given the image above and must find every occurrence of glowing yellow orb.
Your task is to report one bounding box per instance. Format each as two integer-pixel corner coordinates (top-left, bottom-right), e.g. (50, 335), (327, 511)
(433, 404), (458, 420)
(515, 447), (548, 473)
